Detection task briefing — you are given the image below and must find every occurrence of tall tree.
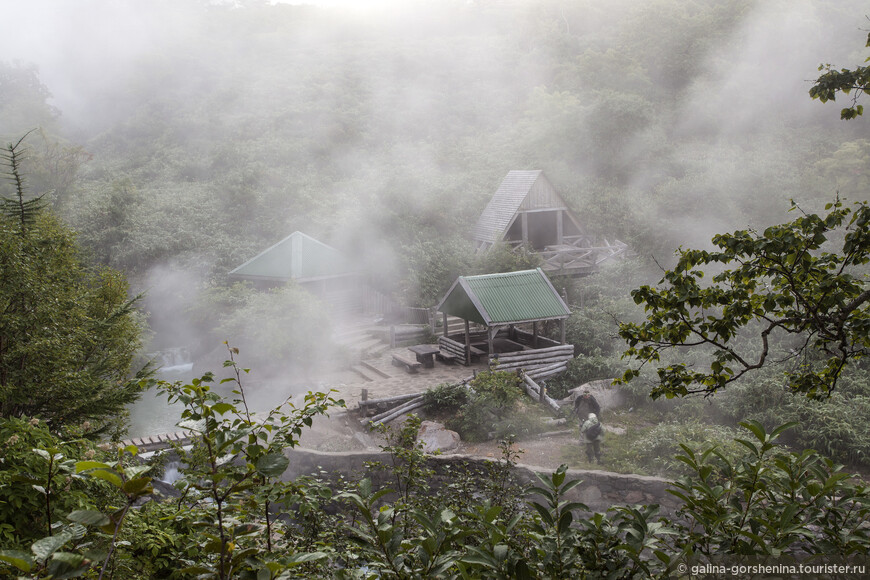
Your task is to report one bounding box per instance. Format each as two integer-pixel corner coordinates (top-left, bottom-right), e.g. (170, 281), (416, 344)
(0, 135), (147, 429)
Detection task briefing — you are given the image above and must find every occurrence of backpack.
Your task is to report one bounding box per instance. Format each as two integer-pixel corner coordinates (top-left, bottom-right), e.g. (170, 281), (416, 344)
(585, 421), (602, 440)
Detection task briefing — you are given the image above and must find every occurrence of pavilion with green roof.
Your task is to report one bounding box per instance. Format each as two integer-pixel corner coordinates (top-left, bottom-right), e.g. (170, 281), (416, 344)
(435, 268), (571, 365)
(229, 231), (354, 285)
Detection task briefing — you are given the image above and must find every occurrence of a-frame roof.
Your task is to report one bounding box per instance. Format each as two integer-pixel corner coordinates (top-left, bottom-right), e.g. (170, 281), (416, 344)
(436, 268), (571, 326)
(472, 170), (580, 246)
(228, 231), (353, 283)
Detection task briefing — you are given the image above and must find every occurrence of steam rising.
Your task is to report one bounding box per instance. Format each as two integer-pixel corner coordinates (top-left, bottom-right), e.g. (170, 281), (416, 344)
(2, 0), (868, 429)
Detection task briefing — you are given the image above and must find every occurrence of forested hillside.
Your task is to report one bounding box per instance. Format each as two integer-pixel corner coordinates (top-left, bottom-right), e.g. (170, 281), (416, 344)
(0, 0), (867, 359)
(3, 1), (866, 317)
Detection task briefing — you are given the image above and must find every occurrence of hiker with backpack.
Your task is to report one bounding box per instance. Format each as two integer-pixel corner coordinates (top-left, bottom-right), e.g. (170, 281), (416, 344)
(580, 412), (604, 463)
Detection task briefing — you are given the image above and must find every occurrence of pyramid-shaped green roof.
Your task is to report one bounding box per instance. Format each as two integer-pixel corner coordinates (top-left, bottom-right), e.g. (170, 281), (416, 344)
(229, 232), (352, 283)
(436, 268), (570, 326)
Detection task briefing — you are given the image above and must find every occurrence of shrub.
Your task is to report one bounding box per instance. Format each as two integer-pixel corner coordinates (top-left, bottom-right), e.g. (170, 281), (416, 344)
(421, 382), (468, 417)
(631, 419), (742, 476)
(445, 370), (535, 442)
(715, 372), (870, 468)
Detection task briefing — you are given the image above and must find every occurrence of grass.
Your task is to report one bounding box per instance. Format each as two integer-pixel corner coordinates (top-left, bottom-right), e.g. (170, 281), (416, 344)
(558, 406), (719, 477)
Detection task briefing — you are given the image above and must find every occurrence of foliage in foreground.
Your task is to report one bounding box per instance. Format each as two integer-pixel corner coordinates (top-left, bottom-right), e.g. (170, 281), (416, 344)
(619, 199), (870, 400)
(3, 369), (870, 580)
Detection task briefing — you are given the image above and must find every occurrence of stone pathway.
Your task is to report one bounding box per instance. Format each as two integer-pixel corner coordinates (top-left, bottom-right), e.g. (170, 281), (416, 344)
(321, 345), (488, 411)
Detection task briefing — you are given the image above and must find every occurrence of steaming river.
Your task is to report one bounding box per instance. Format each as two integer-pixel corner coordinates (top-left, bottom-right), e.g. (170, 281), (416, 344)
(126, 363), (195, 438)
(125, 353), (328, 439)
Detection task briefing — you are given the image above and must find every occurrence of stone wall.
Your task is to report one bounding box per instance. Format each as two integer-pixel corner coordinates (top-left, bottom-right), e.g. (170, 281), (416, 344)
(283, 448), (680, 514)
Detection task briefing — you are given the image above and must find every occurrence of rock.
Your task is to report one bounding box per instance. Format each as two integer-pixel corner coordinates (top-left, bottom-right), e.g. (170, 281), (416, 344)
(624, 490), (645, 504)
(418, 421), (460, 454)
(564, 379), (625, 411)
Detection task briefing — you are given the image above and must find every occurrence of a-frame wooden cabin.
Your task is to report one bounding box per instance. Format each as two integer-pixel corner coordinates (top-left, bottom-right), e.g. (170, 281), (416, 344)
(472, 170), (627, 276)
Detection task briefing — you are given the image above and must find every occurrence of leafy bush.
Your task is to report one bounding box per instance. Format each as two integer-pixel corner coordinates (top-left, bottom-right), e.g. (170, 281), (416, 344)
(630, 419), (743, 476)
(445, 370), (527, 442)
(421, 382), (469, 417)
(715, 372), (870, 468)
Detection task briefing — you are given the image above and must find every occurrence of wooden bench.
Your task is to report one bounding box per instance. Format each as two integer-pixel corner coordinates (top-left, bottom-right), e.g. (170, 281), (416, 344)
(391, 352), (422, 374)
(435, 351), (458, 365)
(437, 336), (487, 365)
(469, 345), (486, 359)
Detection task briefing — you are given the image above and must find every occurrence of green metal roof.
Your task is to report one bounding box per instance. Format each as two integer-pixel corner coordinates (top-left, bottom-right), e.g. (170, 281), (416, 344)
(436, 268), (570, 326)
(229, 231), (352, 282)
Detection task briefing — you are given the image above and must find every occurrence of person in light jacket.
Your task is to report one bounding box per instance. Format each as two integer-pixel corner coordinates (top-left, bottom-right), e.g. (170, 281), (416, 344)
(580, 412), (603, 463)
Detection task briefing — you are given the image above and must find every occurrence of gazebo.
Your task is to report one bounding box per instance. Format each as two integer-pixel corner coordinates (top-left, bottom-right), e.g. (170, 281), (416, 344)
(228, 231), (364, 311)
(434, 268), (574, 370)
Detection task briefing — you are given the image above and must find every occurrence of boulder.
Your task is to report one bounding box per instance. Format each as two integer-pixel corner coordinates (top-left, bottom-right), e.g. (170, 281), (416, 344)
(563, 379), (625, 410)
(418, 421), (460, 454)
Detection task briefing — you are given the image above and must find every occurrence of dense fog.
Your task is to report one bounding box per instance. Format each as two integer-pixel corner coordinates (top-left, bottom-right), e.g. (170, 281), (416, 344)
(2, 0), (869, 430)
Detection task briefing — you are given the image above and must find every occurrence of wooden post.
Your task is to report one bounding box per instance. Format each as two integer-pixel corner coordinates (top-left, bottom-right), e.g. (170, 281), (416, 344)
(390, 326), (396, 348)
(464, 319), (471, 366)
(360, 388), (369, 415)
(443, 312), (448, 337)
(556, 209), (563, 245)
(521, 212), (528, 245)
(560, 318), (566, 345)
(533, 321), (538, 348)
(487, 326), (495, 361)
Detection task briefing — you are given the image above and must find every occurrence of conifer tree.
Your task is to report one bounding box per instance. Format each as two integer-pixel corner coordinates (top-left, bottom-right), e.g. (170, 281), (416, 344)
(0, 133), (147, 430)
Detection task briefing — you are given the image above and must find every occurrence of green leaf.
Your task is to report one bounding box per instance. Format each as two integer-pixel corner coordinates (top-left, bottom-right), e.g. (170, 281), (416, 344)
(285, 552), (329, 565)
(31, 532), (73, 563)
(67, 510), (110, 527)
(85, 469), (124, 488)
(32, 449), (52, 461)
(211, 402), (235, 415)
(256, 452), (290, 478)
(75, 461), (111, 473)
(0, 550), (33, 572)
(122, 477), (153, 496)
(46, 551), (88, 579)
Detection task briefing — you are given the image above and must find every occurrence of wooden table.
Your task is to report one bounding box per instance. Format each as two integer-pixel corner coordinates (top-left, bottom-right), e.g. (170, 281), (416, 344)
(408, 344), (440, 368)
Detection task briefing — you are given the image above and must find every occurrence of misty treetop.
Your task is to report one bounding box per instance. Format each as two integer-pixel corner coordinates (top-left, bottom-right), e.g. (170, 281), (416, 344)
(1, 1), (864, 286)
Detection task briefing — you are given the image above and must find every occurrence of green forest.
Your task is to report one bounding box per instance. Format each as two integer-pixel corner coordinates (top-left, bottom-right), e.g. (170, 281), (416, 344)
(2, 0), (870, 577)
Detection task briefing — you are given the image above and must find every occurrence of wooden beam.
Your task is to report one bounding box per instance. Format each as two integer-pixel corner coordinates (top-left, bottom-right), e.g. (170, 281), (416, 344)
(464, 319), (471, 366)
(521, 212), (528, 245)
(556, 210), (563, 245)
(522, 374), (562, 415)
(367, 396), (425, 425)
